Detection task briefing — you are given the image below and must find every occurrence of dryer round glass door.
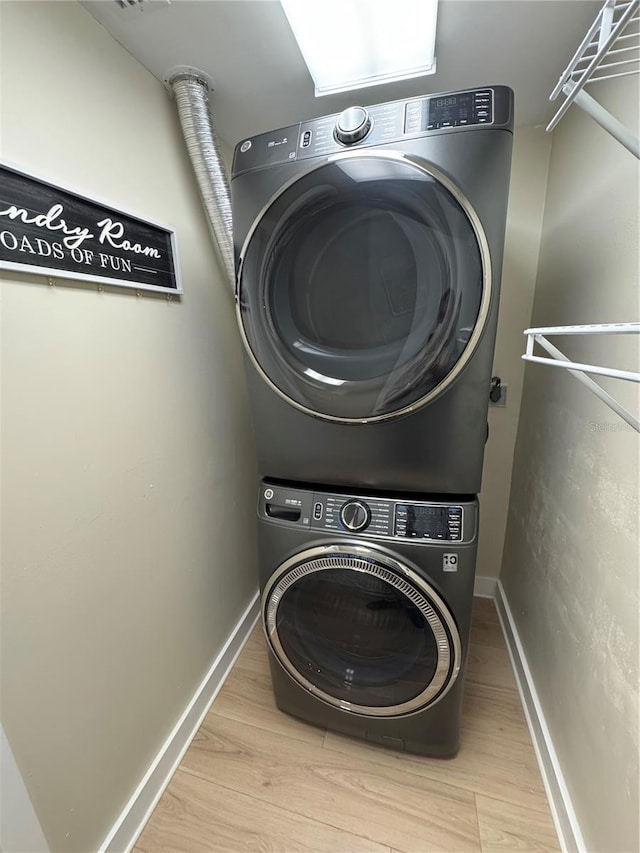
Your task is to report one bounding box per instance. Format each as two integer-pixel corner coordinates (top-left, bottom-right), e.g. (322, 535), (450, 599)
(237, 152), (491, 423)
(262, 544), (461, 717)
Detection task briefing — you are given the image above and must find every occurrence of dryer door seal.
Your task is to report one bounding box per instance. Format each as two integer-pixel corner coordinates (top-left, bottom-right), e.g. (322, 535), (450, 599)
(262, 543), (462, 717)
(237, 151), (492, 423)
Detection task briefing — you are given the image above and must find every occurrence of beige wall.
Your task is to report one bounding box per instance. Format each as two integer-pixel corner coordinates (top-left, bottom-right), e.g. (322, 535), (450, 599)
(501, 76), (639, 851)
(476, 126), (552, 578)
(0, 3), (257, 851)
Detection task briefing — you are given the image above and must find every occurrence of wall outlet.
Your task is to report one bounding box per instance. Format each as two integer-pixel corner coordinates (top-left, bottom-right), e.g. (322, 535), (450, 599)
(489, 383), (508, 407)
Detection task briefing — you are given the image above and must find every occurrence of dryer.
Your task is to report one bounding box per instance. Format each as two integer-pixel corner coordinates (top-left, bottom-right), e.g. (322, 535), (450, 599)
(232, 86), (514, 495)
(257, 480), (478, 756)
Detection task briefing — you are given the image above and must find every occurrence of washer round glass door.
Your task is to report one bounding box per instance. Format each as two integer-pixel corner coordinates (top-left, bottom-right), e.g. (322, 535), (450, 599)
(237, 151), (491, 423)
(263, 545), (461, 717)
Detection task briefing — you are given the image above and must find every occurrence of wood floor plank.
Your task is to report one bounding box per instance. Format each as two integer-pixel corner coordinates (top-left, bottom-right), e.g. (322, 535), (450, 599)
(462, 682), (533, 747)
(212, 658), (325, 745)
(137, 598), (558, 851)
(134, 768), (392, 853)
(466, 642), (519, 692)
(233, 626), (270, 674)
(476, 794), (560, 852)
(471, 598), (501, 624)
(469, 599), (505, 648)
(323, 722), (549, 816)
(237, 631), (527, 744)
(180, 713), (482, 853)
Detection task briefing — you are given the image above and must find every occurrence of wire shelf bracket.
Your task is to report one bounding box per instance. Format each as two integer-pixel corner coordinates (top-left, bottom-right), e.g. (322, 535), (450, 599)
(547, 0), (640, 158)
(522, 323), (640, 432)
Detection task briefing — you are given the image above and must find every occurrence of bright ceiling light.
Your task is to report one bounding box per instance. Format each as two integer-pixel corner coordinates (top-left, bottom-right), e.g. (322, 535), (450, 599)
(281, 0), (438, 97)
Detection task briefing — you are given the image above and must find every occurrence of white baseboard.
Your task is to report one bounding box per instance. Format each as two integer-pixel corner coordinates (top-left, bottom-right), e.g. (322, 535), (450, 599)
(473, 574), (498, 598)
(99, 590), (260, 853)
(494, 580), (585, 853)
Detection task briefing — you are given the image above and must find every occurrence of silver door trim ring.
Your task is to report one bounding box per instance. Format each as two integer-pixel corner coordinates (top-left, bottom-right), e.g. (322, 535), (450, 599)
(262, 542), (462, 717)
(236, 150), (493, 424)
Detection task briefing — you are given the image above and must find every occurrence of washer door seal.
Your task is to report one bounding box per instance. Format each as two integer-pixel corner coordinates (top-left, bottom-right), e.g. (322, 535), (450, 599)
(262, 543), (462, 717)
(237, 151), (492, 423)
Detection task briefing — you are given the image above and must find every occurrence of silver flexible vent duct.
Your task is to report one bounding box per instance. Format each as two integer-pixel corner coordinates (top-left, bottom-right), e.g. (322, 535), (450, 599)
(169, 73), (235, 290)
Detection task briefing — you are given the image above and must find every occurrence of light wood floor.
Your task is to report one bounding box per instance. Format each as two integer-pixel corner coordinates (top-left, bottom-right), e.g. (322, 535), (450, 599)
(135, 598), (560, 853)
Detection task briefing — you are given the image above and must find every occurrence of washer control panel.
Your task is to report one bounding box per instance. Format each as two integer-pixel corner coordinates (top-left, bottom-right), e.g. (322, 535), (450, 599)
(259, 483), (477, 544)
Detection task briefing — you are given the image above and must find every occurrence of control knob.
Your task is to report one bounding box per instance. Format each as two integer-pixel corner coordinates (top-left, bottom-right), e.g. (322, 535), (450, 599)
(334, 107), (372, 145)
(340, 499), (371, 532)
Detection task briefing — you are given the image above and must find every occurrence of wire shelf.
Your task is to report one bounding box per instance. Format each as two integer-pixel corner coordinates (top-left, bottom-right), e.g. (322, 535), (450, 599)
(547, 0), (639, 157)
(522, 324), (640, 432)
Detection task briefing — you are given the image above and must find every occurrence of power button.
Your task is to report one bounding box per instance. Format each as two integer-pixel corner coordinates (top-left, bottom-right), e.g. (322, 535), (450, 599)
(264, 488), (274, 500)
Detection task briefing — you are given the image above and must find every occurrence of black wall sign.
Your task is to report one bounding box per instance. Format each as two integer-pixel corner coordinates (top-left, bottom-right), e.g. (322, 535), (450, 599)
(0, 163), (182, 293)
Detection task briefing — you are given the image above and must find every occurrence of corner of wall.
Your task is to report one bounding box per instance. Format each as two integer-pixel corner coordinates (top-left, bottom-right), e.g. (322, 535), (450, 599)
(477, 124), (553, 580)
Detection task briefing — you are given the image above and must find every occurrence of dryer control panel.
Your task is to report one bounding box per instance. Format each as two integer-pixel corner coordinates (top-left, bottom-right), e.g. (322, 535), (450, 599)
(259, 482), (477, 545)
(232, 85), (513, 176)
(404, 89), (493, 133)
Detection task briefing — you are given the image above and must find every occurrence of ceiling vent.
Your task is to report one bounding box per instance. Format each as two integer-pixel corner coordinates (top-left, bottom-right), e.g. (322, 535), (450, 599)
(113, 0), (170, 18)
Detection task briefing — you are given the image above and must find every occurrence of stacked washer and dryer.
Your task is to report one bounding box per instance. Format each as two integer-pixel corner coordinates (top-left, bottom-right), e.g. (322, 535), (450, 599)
(231, 86), (513, 756)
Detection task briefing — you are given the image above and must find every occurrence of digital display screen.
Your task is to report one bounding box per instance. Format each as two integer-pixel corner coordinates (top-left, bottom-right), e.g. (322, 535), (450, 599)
(404, 90), (492, 134)
(394, 505), (451, 538)
(395, 503), (463, 539)
(430, 92), (473, 119)
(435, 96), (458, 108)
(406, 505), (447, 536)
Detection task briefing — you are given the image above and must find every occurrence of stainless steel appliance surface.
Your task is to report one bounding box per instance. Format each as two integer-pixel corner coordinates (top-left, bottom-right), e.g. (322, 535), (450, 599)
(231, 86), (514, 495)
(257, 481), (479, 757)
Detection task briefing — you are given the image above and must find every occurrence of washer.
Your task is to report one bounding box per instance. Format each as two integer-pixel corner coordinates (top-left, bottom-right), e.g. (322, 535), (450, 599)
(232, 86), (514, 495)
(257, 480), (478, 756)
